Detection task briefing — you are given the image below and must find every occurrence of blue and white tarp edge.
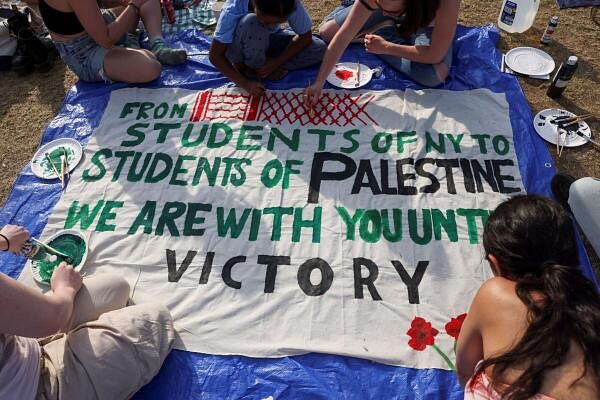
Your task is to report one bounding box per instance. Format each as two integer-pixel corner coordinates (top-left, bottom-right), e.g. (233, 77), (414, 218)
(0, 25), (595, 400)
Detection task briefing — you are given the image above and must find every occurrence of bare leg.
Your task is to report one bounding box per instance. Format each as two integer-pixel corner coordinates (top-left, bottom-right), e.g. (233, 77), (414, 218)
(138, 0), (187, 65)
(319, 20), (340, 43)
(103, 47), (162, 82)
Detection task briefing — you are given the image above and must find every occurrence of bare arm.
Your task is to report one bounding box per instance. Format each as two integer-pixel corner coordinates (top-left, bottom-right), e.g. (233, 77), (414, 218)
(366, 0), (459, 64)
(304, 1), (373, 105)
(209, 39), (265, 96)
(0, 264), (82, 338)
(68, 0), (146, 48)
(456, 287), (485, 386)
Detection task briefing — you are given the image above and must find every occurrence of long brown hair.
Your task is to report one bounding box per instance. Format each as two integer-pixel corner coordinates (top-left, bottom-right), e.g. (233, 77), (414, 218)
(476, 195), (600, 400)
(396, 0), (441, 36)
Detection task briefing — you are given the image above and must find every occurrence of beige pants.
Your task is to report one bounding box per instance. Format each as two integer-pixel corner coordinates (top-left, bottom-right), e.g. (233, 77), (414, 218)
(36, 274), (175, 400)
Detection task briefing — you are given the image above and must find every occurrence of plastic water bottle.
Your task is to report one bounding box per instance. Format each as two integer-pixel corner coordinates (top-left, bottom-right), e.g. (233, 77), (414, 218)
(547, 56), (578, 99)
(498, 0), (540, 33)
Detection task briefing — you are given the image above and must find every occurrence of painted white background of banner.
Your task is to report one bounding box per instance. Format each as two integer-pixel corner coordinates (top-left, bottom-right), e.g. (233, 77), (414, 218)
(20, 87), (524, 369)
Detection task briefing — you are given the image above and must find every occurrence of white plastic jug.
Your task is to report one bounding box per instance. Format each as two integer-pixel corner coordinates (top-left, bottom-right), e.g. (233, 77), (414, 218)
(498, 0), (540, 33)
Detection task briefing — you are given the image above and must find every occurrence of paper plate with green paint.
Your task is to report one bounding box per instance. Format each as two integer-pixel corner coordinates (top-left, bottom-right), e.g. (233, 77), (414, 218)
(31, 138), (83, 179)
(29, 230), (88, 285)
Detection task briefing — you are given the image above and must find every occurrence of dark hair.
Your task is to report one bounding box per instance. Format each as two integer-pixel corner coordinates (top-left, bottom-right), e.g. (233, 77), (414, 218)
(475, 195), (600, 400)
(397, 0), (441, 36)
(253, 0), (296, 18)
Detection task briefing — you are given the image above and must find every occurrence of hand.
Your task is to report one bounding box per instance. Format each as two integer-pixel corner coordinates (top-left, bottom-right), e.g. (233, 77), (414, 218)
(0, 225), (30, 252)
(364, 34), (390, 55)
(304, 82), (323, 108)
(256, 60), (279, 79)
(242, 80), (265, 97)
(50, 262), (82, 296)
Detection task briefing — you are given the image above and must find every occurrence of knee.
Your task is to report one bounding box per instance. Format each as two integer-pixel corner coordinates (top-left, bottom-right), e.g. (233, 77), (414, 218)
(569, 177), (599, 201)
(139, 59), (162, 82)
(415, 63), (448, 87)
(319, 20), (339, 43)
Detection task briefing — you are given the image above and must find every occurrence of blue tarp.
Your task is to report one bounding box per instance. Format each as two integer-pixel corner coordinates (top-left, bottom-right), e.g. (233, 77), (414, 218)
(556, 0), (600, 8)
(0, 25), (596, 399)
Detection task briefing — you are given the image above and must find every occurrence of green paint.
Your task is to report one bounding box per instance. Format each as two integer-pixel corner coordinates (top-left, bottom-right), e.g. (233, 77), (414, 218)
(408, 209), (432, 245)
(65, 200), (105, 230)
(261, 159), (283, 188)
(292, 207), (321, 243)
(128, 201), (156, 235)
(82, 148), (112, 182)
(371, 132), (392, 153)
(457, 208), (489, 244)
(182, 124), (208, 147)
(432, 209), (458, 242)
(396, 132), (417, 153)
(170, 155), (197, 186)
(341, 129), (360, 154)
(447, 134), (464, 153)
(470, 134), (490, 154)
(183, 203), (212, 236)
(381, 209), (402, 242)
(492, 135), (510, 155)
(336, 207), (364, 240)
(236, 125), (263, 151)
(41, 146), (76, 175)
(121, 123), (148, 147)
(267, 127), (299, 151)
(217, 208), (251, 238)
(112, 151), (135, 181)
(263, 207), (293, 241)
(425, 132), (445, 154)
(155, 202), (186, 236)
(192, 157), (220, 186)
(34, 234), (86, 283)
(359, 209), (382, 243)
(96, 201), (124, 232)
(153, 123), (181, 143)
(307, 129), (335, 151)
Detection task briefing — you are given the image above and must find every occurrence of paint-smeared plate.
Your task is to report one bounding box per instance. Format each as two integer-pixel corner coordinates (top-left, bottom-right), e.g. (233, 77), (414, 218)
(326, 62), (373, 89)
(533, 108), (592, 147)
(505, 47), (555, 76)
(29, 229), (88, 285)
(31, 138), (83, 180)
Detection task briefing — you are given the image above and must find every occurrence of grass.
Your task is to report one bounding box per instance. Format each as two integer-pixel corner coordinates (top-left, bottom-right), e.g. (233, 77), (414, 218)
(0, 0), (598, 275)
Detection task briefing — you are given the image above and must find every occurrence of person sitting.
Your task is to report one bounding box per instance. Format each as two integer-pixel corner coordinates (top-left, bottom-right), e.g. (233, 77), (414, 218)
(0, 224), (175, 399)
(209, 0), (327, 97)
(456, 195), (600, 399)
(36, 0), (187, 83)
(305, 0), (458, 105)
(551, 173), (600, 257)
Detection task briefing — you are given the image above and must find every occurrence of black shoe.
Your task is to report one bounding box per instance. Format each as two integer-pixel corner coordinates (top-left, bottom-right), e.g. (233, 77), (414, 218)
(550, 173), (577, 212)
(7, 10), (52, 72)
(11, 37), (33, 74)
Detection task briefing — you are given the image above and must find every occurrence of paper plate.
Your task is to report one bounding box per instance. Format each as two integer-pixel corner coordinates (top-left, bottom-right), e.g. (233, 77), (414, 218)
(31, 138), (83, 179)
(533, 108), (592, 147)
(326, 62), (373, 89)
(28, 229), (88, 285)
(505, 47), (555, 76)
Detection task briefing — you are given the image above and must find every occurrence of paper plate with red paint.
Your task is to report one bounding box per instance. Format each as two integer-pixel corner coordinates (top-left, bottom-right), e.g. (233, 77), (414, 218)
(327, 62), (373, 89)
(31, 138), (83, 179)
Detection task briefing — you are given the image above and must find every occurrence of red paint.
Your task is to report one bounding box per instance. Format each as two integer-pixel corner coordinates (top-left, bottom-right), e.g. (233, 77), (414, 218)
(406, 316), (438, 351)
(335, 68), (354, 81)
(444, 313), (467, 340)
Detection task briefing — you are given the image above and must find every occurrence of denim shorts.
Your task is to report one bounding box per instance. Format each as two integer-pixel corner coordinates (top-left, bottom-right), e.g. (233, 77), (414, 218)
(54, 10), (125, 82)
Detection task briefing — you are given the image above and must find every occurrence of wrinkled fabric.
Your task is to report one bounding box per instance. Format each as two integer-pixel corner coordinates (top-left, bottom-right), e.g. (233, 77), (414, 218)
(1, 26), (596, 400)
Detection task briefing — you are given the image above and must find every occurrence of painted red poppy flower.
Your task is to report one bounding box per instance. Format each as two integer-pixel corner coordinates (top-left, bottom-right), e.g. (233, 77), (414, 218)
(444, 313), (467, 340)
(406, 317), (439, 351)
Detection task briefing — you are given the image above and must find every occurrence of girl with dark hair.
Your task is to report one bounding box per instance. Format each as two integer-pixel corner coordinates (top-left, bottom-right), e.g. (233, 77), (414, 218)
(304, 0), (458, 102)
(456, 195), (600, 400)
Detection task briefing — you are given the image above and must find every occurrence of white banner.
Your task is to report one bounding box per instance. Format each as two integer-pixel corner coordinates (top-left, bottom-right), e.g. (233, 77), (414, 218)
(21, 87), (524, 369)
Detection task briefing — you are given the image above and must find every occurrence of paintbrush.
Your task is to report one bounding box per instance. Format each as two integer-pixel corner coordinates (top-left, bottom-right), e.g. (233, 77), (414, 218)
(60, 155), (65, 189)
(30, 237), (73, 263)
(572, 130), (600, 149)
(45, 152), (62, 186)
(561, 114), (594, 128)
(307, 79), (314, 118)
(62, 147), (70, 179)
(355, 59), (360, 87)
